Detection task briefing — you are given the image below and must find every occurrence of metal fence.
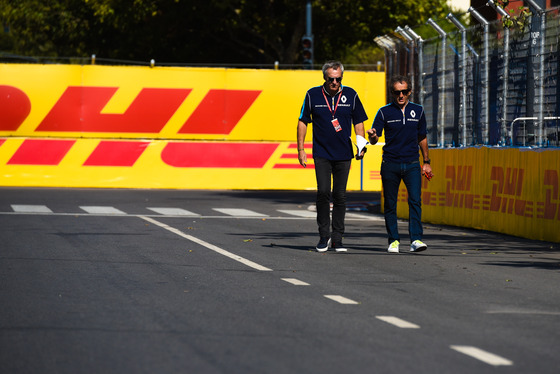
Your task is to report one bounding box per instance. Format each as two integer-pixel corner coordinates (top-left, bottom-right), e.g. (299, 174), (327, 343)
(375, 3), (560, 148)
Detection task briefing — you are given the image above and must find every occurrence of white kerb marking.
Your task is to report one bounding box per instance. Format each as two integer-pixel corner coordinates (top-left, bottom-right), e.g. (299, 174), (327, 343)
(277, 210), (316, 218)
(213, 208), (268, 217)
(376, 316), (420, 329)
(346, 212), (384, 221)
(80, 206), (126, 215)
(324, 295), (359, 304)
(11, 205), (53, 213)
(281, 278), (310, 286)
(450, 346), (513, 366)
(147, 207), (199, 216)
(140, 216), (272, 272)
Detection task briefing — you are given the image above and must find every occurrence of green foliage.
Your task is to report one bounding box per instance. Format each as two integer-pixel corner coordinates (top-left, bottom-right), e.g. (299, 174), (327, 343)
(489, 0), (532, 32)
(0, 0), (451, 66)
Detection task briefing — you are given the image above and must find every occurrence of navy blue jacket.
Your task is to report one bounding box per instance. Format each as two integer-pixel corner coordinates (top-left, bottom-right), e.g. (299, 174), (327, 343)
(299, 85), (368, 161)
(371, 101), (427, 163)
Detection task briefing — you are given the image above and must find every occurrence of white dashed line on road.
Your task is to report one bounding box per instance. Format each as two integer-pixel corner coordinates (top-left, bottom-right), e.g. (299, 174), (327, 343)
(11, 204), (53, 213)
(324, 295), (359, 304)
(212, 208), (268, 217)
(450, 345), (513, 366)
(277, 210), (316, 218)
(80, 206), (126, 214)
(139, 216), (272, 272)
(281, 278), (310, 286)
(376, 316), (420, 329)
(146, 207), (200, 216)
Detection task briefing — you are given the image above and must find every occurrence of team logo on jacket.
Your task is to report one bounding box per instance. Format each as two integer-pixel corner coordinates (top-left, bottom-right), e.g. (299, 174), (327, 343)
(341, 95), (347, 103)
(410, 110), (416, 118)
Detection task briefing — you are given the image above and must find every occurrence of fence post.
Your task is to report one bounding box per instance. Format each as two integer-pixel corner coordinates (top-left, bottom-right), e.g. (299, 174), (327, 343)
(526, 0), (546, 147)
(469, 7), (490, 145)
(374, 36), (398, 103)
(427, 18), (447, 148)
(446, 13), (468, 147)
(404, 26), (424, 107)
(396, 26), (416, 97)
(487, 0), (511, 146)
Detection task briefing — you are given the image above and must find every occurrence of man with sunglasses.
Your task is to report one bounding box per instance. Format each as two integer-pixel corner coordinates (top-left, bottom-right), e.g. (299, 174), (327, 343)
(367, 75), (433, 253)
(297, 60), (368, 253)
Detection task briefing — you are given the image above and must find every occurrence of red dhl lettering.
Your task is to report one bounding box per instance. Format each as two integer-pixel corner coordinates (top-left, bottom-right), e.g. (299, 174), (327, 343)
(488, 167), (526, 214)
(431, 165), (558, 221)
(161, 142), (278, 168)
(0, 85), (262, 135)
(538, 169), (560, 219)
(178, 89), (261, 135)
(442, 165), (477, 208)
(36, 87), (191, 133)
(2, 139), (282, 168)
(0, 85), (31, 131)
(83, 141), (149, 166)
(8, 139), (75, 165)
(369, 171), (381, 180)
(273, 143), (314, 169)
(490, 166), (524, 197)
(445, 165), (472, 191)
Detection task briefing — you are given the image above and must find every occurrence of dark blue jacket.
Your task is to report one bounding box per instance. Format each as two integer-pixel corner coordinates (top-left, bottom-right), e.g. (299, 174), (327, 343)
(371, 101), (427, 163)
(299, 85), (368, 161)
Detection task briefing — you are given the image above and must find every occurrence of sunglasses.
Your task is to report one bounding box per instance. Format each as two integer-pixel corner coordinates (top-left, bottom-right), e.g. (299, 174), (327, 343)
(392, 89), (411, 96)
(326, 77), (343, 83)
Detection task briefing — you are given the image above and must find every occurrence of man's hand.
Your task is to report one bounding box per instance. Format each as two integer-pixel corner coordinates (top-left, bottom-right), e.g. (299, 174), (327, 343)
(367, 128), (379, 145)
(355, 147), (367, 160)
(422, 163), (433, 181)
(298, 149), (307, 168)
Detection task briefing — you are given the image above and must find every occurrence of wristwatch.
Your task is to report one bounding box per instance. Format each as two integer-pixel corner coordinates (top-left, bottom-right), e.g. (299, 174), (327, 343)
(423, 159), (431, 164)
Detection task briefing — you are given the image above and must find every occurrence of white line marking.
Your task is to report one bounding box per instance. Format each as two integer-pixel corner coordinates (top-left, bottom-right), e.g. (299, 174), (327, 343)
(450, 346), (513, 366)
(346, 212), (384, 221)
(281, 278), (310, 286)
(147, 207), (199, 216)
(80, 206), (126, 215)
(213, 208), (268, 217)
(376, 316), (420, 329)
(485, 307), (560, 315)
(140, 216), (272, 272)
(277, 210), (316, 218)
(11, 204), (53, 213)
(324, 295), (359, 304)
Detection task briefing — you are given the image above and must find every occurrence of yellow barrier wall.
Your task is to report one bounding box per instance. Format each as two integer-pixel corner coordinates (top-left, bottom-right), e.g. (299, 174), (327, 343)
(0, 63), (385, 190)
(390, 147), (560, 242)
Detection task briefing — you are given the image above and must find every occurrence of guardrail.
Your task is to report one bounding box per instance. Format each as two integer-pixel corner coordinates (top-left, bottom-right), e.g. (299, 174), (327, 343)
(509, 117), (560, 147)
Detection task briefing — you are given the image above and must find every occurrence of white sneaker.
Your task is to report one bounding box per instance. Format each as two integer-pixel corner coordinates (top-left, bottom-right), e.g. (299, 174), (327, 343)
(332, 241), (347, 253)
(410, 240), (428, 252)
(316, 237), (331, 252)
(387, 240), (399, 253)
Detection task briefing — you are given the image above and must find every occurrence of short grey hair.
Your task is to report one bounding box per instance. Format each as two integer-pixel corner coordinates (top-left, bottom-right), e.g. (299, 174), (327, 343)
(390, 75), (411, 90)
(322, 60), (344, 79)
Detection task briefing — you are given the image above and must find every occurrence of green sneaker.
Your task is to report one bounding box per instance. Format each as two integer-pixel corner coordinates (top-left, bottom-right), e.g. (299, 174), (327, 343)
(410, 240), (428, 252)
(388, 240), (399, 253)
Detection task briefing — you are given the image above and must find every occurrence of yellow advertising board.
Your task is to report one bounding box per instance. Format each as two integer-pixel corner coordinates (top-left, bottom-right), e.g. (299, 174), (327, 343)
(391, 147), (560, 242)
(0, 63), (385, 190)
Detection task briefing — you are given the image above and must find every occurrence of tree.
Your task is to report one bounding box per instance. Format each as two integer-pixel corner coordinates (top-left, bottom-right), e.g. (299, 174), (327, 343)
(0, 0), (452, 67)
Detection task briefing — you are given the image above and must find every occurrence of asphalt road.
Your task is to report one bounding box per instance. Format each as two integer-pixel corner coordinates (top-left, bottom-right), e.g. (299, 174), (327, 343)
(1, 188), (559, 374)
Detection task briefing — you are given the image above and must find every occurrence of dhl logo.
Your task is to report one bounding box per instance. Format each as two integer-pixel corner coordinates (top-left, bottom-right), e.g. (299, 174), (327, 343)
(418, 165), (560, 221)
(1, 138), (313, 169)
(1, 85), (261, 135)
(0, 84), (313, 169)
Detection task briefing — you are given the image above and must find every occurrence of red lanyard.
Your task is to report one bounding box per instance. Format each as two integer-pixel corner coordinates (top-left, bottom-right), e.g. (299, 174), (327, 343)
(322, 89), (342, 119)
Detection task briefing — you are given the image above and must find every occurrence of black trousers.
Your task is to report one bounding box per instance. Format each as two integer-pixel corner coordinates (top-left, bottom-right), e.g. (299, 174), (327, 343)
(314, 157), (352, 243)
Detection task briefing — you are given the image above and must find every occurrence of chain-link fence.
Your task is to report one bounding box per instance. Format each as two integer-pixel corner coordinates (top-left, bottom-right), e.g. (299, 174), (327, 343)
(375, 4), (560, 148)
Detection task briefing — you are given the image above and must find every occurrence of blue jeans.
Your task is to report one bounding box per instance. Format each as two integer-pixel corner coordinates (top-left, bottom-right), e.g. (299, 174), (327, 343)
(380, 160), (423, 244)
(314, 157), (351, 243)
